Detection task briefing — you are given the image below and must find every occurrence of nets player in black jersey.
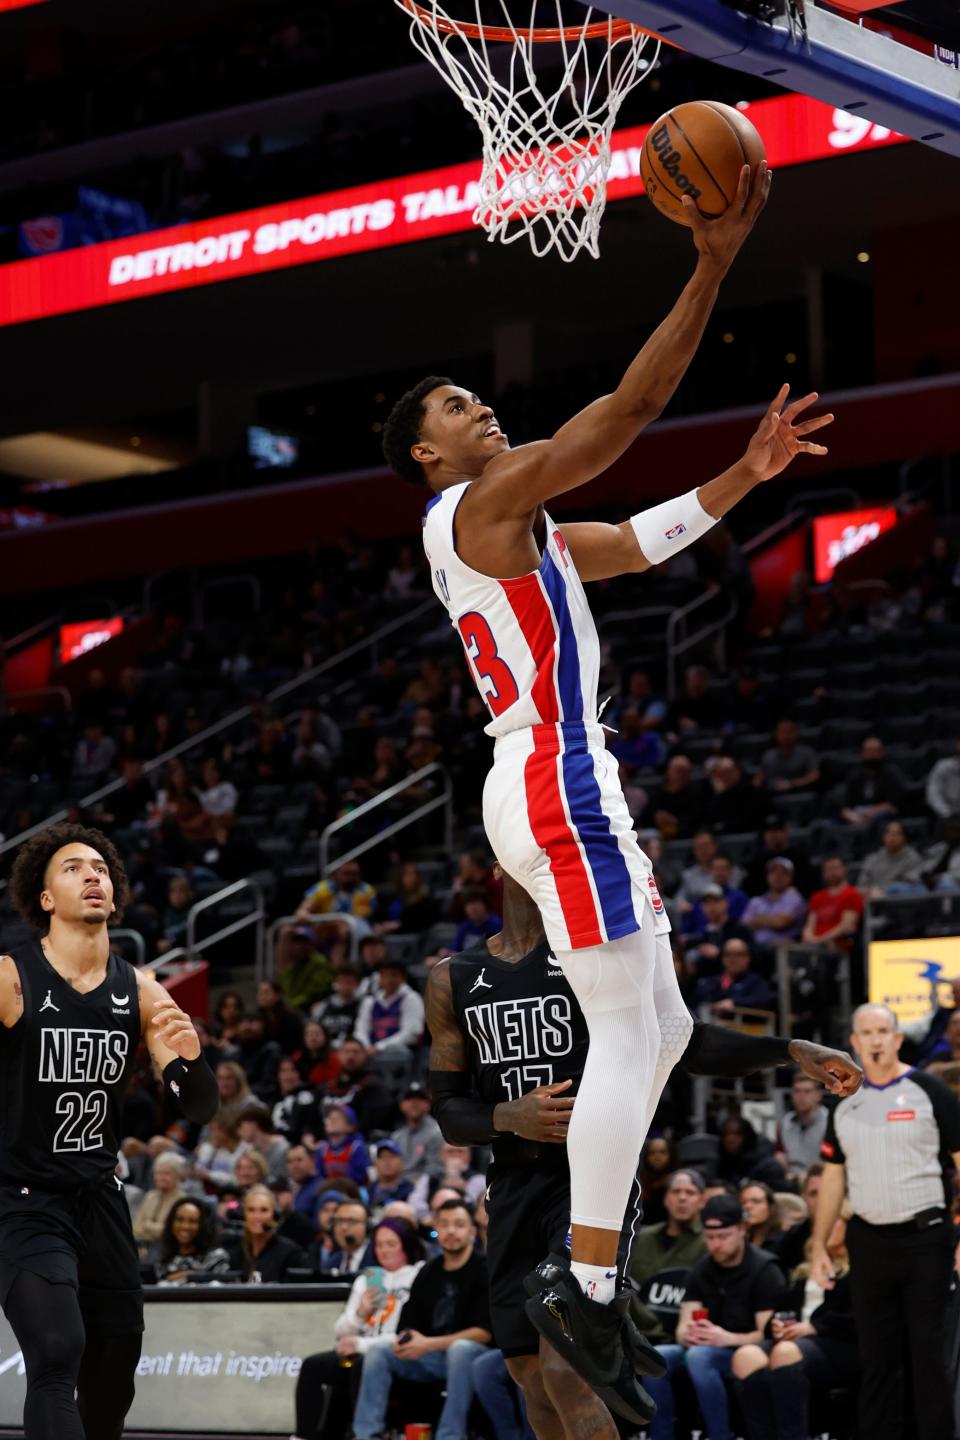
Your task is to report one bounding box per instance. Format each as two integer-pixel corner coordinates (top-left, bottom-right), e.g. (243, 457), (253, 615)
(426, 871), (862, 1436)
(0, 823), (219, 1440)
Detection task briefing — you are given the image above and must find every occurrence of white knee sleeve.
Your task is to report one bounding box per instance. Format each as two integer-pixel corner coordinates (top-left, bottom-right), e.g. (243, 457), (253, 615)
(556, 929), (662, 1232)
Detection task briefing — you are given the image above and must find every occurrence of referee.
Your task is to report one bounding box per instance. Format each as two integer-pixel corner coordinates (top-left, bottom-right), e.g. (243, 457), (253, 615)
(812, 1002), (960, 1440)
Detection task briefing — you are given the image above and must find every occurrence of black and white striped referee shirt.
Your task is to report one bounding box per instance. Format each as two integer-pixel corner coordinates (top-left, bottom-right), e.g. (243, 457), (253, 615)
(820, 1067), (960, 1225)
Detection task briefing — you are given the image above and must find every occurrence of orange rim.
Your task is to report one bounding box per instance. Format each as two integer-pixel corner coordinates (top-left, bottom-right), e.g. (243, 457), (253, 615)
(398, 0), (667, 44)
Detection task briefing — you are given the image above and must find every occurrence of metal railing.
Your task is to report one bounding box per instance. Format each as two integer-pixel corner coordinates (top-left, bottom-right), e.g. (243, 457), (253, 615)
(148, 878), (265, 971)
(262, 912), (365, 983)
(319, 762), (452, 875)
(665, 585), (736, 698)
(109, 927), (147, 968)
(0, 598), (435, 860)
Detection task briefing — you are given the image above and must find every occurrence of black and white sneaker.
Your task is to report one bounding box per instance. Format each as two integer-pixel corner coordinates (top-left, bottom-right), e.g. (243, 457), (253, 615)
(524, 1274), (657, 1425)
(524, 1254), (666, 1381)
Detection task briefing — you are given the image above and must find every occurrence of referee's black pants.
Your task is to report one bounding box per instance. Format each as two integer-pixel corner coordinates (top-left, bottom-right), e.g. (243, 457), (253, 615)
(846, 1213), (955, 1440)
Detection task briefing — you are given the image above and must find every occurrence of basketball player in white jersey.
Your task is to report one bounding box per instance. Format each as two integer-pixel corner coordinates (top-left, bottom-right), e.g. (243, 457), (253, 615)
(382, 163), (834, 1397)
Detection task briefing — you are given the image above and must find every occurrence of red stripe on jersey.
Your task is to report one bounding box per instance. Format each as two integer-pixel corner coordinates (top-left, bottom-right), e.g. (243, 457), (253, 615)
(523, 725), (602, 947)
(500, 572), (559, 724)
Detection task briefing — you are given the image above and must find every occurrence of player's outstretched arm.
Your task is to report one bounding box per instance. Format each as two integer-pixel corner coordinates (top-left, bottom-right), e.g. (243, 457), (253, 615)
(470, 165), (770, 523)
(560, 387), (833, 581)
(682, 1020), (862, 1097)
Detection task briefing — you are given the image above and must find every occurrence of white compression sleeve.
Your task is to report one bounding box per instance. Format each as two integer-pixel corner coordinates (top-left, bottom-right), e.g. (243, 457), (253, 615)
(555, 929), (662, 1232)
(629, 487), (717, 566)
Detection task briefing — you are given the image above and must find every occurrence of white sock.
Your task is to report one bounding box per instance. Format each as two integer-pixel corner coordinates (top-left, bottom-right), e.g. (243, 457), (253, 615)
(570, 1259), (618, 1306)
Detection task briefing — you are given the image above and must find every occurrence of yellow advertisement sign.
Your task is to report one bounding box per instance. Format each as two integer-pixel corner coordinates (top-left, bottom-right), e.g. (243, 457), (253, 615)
(867, 936), (960, 1026)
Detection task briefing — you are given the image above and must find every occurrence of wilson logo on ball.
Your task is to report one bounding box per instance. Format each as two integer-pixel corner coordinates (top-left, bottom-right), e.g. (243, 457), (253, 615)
(649, 125), (703, 201)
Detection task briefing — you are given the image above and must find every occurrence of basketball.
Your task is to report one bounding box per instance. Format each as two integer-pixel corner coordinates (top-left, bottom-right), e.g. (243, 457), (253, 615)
(641, 100), (766, 226)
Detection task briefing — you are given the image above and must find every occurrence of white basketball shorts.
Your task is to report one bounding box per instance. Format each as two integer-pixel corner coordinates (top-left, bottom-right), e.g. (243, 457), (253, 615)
(483, 720), (671, 953)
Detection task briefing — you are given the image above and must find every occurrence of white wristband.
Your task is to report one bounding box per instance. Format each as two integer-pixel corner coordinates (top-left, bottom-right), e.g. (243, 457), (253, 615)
(628, 487), (717, 566)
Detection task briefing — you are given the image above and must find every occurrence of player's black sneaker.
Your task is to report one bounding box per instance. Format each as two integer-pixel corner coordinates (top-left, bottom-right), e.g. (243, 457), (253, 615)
(524, 1274), (657, 1425)
(523, 1254), (666, 1381)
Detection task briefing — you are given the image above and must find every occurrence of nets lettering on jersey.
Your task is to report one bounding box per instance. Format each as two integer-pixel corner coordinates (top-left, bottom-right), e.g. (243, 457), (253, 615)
(394, 1), (659, 262)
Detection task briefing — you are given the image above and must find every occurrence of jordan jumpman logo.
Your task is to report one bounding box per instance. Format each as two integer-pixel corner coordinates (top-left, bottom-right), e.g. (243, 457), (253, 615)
(39, 990), (60, 1014)
(469, 970), (493, 994)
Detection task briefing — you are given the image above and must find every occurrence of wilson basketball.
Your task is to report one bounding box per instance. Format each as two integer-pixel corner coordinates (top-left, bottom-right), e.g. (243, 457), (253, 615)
(641, 100), (766, 225)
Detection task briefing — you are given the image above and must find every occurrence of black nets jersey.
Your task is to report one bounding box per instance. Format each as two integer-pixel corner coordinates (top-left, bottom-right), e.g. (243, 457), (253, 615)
(448, 940), (588, 1171)
(0, 937), (141, 1191)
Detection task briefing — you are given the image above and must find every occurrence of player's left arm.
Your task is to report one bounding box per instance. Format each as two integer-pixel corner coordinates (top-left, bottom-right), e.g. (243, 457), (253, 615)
(560, 386), (833, 581)
(682, 1022), (862, 1097)
(138, 971), (219, 1123)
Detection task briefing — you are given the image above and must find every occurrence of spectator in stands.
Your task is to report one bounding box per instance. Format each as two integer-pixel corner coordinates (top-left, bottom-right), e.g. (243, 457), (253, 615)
(447, 891), (502, 954)
(212, 1056), (251, 1123)
(758, 719), (821, 794)
(644, 1194), (785, 1440)
(228, 1182), (306, 1282)
(391, 1081), (444, 1183)
(629, 1169), (706, 1342)
(638, 1136), (678, 1227)
(311, 967), (362, 1047)
(449, 849), (502, 921)
(733, 1213), (857, 1440)
(695, 938), (774, 1015)
(840, 735), (905, 826)
(741, 858), (807, 951)
(193, 1117), (249, 1193)
(740, 1181), (784, 1255)
(745, 815), (814, 897)
(73, 720), (117, 781)
(377, 860), (439, 935)
(155, 873), (194, 954)
(294, 1018), (341, 1091)
(316, 1102), (370, 1187)
(705, 755), (769, 834)
(272, 1056), (321, 1143)
(858, 819), (924, 896)
(801, 857), (864, 956)
(256, 977), (305, 1054)
(354, 956), (425, 1057)
(215, 993), (246, 1049)
(645, 753), (703, 839)
(154, 1197), (230, 1284)
(609, 707), (665, 771)
(199, 756), (237, 818)
(271, 1176), (317, 1249)
(296, 859), (377, 932)
(329, 1036), (397, 1136)
(776, 1163), (823, 1272)
(919, 817), (960, 891)
(778, 1075), (828, 1174)
(667, 665), (722, 735)
(724, 666), (774, 734)
(285, 1143), (326, 1223)
(235, 1014), (282, 1103)
(684, 886), (755, 975)
(356, 935), (389, 997)
(132, 1153), (187, 1259)
(98, 757), (153, 829)
(350, 1198), (492, 1440)
(709, 853), (748, 920)
(292, 1217), (426, 1440)
(611, 667), (668, 731)
(385, 542), (425, 599)
(237, 1104), (290, 1182)
(320, 1198), (373, 1277)
(274, 925), (333, 1012)
(678, 831), (722, 908)
(369, 1139), (415, 1211)
(232, 1149), (270, 1195)
(716, 1118), (787, 1191)
(926, 738), (960, 822)
(410, 1143), (487, 1218)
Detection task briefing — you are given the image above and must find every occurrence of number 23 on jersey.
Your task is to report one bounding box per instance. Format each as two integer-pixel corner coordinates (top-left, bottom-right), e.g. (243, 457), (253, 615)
(457, 612), (520, 718)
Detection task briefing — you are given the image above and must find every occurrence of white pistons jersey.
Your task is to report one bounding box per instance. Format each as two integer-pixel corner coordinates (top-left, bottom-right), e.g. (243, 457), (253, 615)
(422, 480), (669, 953)
(422, 480), (600, 738)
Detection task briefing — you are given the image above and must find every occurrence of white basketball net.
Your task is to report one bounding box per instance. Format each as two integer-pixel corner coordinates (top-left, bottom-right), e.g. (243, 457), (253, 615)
(394, 2), (659, 261)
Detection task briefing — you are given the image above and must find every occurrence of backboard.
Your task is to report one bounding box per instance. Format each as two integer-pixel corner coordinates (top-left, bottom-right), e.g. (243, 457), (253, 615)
(587, 0), (960, 157)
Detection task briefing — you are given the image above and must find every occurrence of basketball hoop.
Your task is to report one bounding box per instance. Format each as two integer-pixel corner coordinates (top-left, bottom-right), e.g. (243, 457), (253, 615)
(394, 1), (662, 261)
